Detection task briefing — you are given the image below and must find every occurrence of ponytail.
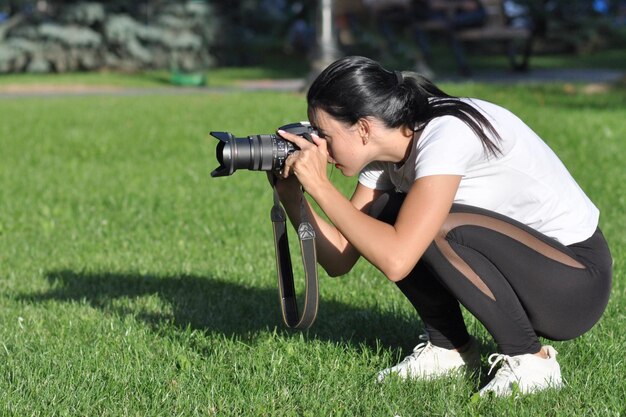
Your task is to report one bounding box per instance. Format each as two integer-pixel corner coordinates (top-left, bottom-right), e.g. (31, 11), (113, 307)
(307, 56), (501, 157)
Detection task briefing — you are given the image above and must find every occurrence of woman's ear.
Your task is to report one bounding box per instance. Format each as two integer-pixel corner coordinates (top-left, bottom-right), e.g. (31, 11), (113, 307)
(357, 118), (371, 145)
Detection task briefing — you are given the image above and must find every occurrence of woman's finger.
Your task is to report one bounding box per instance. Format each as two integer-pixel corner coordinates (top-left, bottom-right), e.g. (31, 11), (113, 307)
(277, 129), (314, 150)
(311, 133), (327, 153)
(282, 150), (299, 178)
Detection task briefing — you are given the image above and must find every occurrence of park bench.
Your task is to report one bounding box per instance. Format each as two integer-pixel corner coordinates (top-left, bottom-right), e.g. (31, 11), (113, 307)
(415, 0), (534, 74)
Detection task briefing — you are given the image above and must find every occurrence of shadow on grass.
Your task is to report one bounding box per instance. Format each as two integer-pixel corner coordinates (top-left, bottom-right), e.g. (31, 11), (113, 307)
(23, 269), (423, 352)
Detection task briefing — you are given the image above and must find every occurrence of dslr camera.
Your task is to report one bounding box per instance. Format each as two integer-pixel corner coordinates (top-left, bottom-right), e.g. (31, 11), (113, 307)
(210, 122), (317, 177)
(209, 121), (320, 329)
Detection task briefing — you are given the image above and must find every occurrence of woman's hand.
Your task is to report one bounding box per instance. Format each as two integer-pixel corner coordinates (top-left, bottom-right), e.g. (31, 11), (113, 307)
(278, 129), (331, 195)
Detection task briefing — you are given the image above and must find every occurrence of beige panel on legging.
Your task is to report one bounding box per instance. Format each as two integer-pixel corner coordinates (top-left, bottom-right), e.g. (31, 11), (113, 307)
(434, 212), (587, 301)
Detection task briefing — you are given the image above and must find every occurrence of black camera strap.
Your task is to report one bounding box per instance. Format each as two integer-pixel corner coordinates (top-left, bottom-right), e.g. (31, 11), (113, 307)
(270, 184), (319, 329)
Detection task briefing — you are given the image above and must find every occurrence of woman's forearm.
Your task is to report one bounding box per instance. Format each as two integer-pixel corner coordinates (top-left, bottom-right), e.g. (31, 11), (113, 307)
(306, 181), (404, 278)
(307, 175), (460, 281)
(275, 184), (360, 276)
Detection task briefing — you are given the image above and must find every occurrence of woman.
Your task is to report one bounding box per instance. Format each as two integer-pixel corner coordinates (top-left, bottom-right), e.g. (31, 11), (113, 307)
(274, 56), (612, 396)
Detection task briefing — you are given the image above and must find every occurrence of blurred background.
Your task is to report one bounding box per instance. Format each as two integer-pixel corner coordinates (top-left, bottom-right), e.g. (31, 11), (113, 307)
(0, 0), (624, 83)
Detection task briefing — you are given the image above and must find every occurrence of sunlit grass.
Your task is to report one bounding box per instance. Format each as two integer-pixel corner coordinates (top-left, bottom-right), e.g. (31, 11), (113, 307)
(0, 81), (624, 415)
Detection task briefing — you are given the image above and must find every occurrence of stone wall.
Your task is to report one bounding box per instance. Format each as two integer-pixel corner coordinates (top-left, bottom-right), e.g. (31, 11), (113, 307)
(0, 1), (216, 73)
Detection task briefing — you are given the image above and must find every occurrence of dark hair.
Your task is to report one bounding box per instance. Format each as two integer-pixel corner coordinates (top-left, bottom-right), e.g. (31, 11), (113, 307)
(307, 56), (501, 156)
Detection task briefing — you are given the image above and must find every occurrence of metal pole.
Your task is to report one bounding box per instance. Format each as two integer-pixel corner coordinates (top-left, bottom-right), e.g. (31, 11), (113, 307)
(319, 0), (339, 63)
(304, 0), (341, 90)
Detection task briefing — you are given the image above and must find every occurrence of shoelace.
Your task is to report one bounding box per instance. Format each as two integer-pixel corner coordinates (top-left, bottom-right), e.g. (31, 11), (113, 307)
(486, 353), (519, 379)
(401, 334), (432, 364)
(401, 343), (430, 363)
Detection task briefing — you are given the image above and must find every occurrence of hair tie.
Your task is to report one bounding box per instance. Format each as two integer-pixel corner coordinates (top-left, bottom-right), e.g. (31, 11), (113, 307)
(394, 70), (403, 85)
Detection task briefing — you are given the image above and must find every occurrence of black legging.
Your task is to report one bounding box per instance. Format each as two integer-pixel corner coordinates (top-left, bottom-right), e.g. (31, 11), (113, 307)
(370, 192), (612, 356)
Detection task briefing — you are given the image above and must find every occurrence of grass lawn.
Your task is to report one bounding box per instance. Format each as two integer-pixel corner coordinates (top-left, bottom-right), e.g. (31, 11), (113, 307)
(0, 67), (306, 89)
(0, 78), (625, 415)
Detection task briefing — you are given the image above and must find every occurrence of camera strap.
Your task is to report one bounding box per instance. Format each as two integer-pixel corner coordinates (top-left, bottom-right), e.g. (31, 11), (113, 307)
(270, 185), (319, 329)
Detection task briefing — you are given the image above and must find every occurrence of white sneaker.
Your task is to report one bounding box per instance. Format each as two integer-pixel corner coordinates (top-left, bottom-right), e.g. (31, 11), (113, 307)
(377, 335), (481, 383)
(479, 346), (563, 397)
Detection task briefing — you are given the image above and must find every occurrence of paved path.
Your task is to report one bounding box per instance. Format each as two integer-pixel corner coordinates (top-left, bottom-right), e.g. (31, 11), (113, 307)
(0, 68), (622, 99)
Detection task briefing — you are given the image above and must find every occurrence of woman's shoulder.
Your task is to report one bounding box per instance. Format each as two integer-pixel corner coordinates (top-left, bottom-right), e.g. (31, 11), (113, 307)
(463, 97), (519, 121)
(421, 112), (476, 139)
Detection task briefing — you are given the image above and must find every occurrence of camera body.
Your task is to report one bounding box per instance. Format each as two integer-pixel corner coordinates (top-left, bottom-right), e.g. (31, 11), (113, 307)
(210, 122), (316, 177)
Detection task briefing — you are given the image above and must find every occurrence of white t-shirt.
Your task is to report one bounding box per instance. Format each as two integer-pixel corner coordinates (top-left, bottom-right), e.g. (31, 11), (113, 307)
(358, 98), (599, 245)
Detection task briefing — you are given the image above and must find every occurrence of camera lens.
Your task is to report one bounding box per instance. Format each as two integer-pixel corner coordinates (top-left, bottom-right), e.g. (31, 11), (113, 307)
(212, 134), (298, 177)
(210, 122), (314, 177)
(272, 136), (298, 171)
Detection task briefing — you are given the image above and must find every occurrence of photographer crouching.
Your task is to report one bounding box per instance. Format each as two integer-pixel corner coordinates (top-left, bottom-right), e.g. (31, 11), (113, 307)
(211, 56), (612, 397)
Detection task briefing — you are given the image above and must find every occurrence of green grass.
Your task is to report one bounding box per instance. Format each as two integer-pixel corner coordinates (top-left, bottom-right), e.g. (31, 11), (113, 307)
(0, 65), (310, 89)
(0, 81), (625, 416)
(0, 70), (171, 88)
